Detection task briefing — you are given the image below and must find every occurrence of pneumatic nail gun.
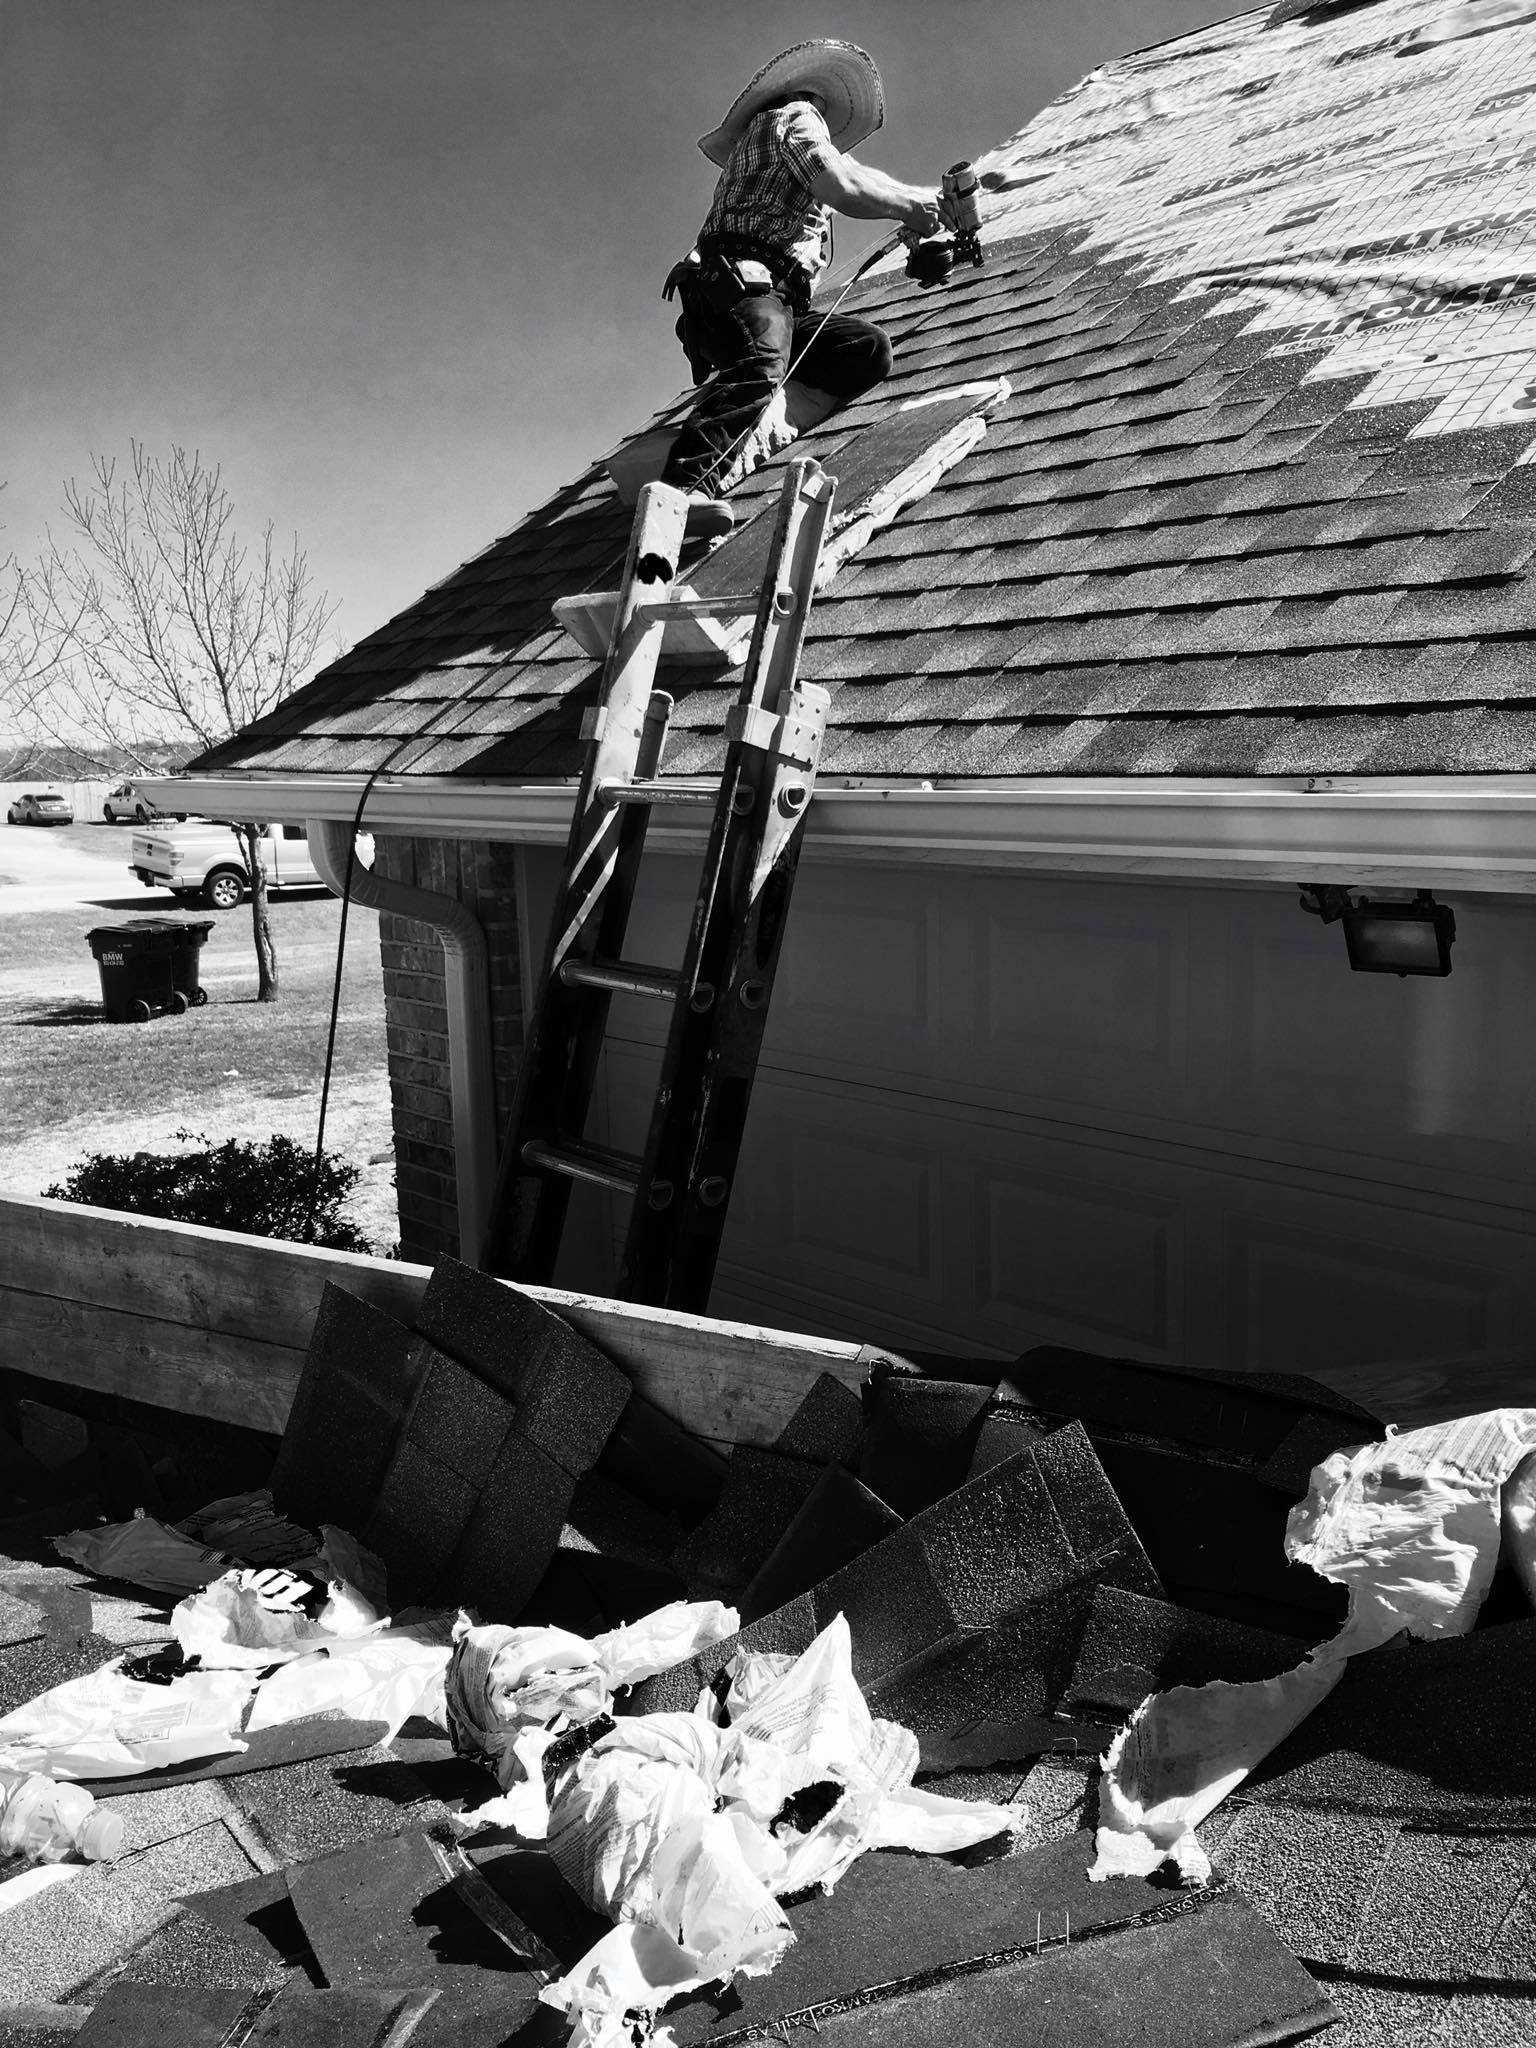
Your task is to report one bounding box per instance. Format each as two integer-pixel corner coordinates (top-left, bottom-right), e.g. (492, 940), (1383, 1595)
(904, 160), (985, 287)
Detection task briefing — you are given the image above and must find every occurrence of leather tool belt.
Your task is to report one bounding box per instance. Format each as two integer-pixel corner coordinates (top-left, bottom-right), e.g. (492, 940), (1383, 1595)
(695, 235), (814, 316)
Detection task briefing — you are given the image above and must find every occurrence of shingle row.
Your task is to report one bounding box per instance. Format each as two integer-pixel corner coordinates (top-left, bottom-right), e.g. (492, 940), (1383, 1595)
(194, 210), (1536, 781)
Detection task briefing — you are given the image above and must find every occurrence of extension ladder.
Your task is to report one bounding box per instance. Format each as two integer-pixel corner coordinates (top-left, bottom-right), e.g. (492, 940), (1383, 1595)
(481, 459), (835, 1310)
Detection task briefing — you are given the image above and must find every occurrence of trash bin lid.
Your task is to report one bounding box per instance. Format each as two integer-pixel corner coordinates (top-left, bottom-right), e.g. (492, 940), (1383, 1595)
(85, 922), (180, 950)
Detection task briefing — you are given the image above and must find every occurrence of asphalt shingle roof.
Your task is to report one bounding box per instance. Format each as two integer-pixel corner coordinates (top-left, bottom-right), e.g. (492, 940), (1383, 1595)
(192, 0), (1536, 785)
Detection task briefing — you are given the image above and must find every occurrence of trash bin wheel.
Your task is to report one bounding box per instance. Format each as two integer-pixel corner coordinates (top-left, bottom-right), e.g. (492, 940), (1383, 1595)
(168, 989), (190, 1015)
(190, 987), (209, 1007)
(128, 999), (152, 1024)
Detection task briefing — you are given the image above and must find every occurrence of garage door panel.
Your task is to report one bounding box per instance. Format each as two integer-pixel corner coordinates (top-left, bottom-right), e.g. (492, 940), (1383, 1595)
(1225, 901), (1514, 1151)
(710, 1073), (1535, 1374)
(1225, 1214), (1516, 1379)
(787, 1129), (937, 1287)
(613, 859), (1536, 1195)
(775, 893), (934, 1045)
(971, 896), (1185, 1077)
(719, 1079), (1192, 1357)
(973, 1164), (1174, 1352)
(550, 853), (1536, 1373)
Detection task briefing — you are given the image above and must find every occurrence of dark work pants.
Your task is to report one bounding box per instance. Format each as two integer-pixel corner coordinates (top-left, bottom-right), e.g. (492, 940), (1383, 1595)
(662, 287), (894, 495)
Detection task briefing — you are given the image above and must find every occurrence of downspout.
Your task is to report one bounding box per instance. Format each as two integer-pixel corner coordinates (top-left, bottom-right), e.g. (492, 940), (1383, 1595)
(307, 818), (496, 1265)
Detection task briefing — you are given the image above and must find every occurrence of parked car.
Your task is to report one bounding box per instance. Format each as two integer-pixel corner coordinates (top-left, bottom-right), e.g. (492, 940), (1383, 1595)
(130, 818), (327, 908)
(103, 782), (184, 825)
(6, 791), (73, 826)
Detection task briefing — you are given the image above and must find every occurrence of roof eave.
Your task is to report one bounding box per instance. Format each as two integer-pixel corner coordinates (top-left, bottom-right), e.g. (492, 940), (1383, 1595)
(136, 770), (1536, 894)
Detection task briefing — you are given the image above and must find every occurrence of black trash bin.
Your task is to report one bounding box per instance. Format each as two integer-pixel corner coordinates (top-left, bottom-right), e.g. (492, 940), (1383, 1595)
(86, 920), (212, 1023)
(169, 920), (214, 1009)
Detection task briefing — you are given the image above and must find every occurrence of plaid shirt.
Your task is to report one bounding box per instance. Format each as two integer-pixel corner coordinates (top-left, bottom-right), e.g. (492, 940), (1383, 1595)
(699, 102), (837, 285)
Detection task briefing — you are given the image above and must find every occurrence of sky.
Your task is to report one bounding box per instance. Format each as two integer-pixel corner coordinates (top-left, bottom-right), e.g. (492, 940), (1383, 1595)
(6, 0), (1244, 656)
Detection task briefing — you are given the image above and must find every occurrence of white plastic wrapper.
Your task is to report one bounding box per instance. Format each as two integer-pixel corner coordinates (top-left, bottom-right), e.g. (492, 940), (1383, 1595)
(1502, 1448), (1536, 1611)
(451, 1613), (1017, 2048)
(1093, 1407), (1536, 1884)
(0, 1662), (257, 1779)
(0, 1622), (455, 1783)
(246, 1621), (454, 1741)
(444, 1598), (739, 1804)
(173, 1558), (386, 1670)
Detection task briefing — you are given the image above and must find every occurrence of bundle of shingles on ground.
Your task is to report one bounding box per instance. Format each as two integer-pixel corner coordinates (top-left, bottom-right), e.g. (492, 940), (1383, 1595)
(6, 1259), (1536, 2048)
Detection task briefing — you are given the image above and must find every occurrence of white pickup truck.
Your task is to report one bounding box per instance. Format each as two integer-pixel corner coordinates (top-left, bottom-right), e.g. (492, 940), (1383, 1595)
(130, 819), (324, 909)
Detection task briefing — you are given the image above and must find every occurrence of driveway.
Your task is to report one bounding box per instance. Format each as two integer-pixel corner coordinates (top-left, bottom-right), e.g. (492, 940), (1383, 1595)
(0, 817), (148, 915)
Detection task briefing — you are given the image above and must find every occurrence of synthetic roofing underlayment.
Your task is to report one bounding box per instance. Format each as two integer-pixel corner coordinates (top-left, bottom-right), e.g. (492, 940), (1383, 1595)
(195, 0), (1536, 788)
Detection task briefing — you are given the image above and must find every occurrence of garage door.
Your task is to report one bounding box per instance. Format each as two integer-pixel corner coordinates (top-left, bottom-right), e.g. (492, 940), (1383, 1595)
(529, 849), (1536, 1376)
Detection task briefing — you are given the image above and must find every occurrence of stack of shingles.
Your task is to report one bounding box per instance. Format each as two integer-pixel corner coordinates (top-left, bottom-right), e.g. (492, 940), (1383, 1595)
(267, 1257), (723, 1627)
(616, 1346), (1401, 2045)
(653, 1340), (1371, 1712)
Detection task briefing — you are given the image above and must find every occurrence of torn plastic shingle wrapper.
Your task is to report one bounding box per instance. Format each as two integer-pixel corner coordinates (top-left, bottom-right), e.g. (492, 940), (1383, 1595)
(171, 1532), (388, 1671)
(1092, 1409), (1536, 1885)
(477, 1615), (1018, 2048)
(0, 1585), (455, 1781)
(0, 1658), (259, 1780)
(442, 1597), (740, 1831)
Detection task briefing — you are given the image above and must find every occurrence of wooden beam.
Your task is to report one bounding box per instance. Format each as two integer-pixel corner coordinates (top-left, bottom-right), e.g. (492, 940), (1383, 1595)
(3, 1287), (301, 1435)
(0, 1193), (429, 1352)
(0, 1194), (865, 1446)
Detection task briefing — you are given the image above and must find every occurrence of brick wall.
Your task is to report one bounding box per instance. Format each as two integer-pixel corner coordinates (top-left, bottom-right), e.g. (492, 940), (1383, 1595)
(372, 836), (525, 1263)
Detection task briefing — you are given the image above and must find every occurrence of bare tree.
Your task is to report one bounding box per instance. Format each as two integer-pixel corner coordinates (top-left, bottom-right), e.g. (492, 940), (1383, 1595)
(0, 534), (54, 780)
(6, 443), (335, 1001)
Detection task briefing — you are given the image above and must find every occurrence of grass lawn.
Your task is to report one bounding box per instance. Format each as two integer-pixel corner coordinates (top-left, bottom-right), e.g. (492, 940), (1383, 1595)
(0, 891), (400, 1250)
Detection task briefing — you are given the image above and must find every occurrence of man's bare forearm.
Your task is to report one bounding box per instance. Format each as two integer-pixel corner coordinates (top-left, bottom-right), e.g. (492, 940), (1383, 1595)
(811, 155), (939, 230)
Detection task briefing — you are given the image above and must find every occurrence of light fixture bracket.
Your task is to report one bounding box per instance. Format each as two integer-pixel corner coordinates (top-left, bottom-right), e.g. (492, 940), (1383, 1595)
(1296, 884), (1456, 977)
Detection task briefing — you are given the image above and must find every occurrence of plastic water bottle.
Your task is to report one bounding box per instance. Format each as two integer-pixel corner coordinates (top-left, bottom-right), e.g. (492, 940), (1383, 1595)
(0, 1767), (123, 1864)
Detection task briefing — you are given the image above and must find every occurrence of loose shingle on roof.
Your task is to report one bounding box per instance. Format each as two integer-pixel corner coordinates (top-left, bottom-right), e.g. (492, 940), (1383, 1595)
(191, 0), (1536, 784)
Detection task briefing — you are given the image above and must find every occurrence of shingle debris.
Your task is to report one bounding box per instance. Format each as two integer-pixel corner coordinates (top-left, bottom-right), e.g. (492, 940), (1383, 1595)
(4, 1247), (1531, 2046)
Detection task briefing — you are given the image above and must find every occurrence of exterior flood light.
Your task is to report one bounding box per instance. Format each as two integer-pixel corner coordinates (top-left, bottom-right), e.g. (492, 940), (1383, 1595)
(1297, 885), (1456, 978)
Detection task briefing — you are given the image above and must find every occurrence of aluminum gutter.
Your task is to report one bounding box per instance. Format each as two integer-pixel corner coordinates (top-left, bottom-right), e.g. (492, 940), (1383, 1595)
(139, 771), (1536, 894)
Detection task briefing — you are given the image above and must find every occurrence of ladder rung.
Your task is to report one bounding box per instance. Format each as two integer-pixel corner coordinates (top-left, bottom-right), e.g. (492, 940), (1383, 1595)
(522, 1138), (640, 1195)
(637, 592), (765, 620)
(597, 777), (718, 809)
(559, 959), (681, 1001)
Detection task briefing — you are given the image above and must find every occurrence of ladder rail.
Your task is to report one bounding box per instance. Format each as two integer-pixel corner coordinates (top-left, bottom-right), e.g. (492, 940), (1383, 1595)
(480, 491), (683, 1277)
(618, 464), (835, 1306)
(482, 459), (834, 1306)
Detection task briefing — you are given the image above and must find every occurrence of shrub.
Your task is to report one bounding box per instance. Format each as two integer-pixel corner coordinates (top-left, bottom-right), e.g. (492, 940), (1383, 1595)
(44, 1129), (372, 1252)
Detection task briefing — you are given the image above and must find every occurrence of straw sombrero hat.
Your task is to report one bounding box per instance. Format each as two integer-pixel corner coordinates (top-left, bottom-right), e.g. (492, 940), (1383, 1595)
(698, 40), (884, 168)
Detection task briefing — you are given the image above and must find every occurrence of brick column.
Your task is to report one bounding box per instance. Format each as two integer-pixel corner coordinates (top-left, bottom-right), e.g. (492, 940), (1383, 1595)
(372, 836), (525, 1263)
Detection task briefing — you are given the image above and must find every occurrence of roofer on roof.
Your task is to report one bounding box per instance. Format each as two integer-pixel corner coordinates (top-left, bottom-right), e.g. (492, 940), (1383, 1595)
(661, 41), (948, 534)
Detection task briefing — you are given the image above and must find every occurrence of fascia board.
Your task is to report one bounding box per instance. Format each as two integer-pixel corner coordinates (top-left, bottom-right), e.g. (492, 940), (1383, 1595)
(138, 771), (1536, 894)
